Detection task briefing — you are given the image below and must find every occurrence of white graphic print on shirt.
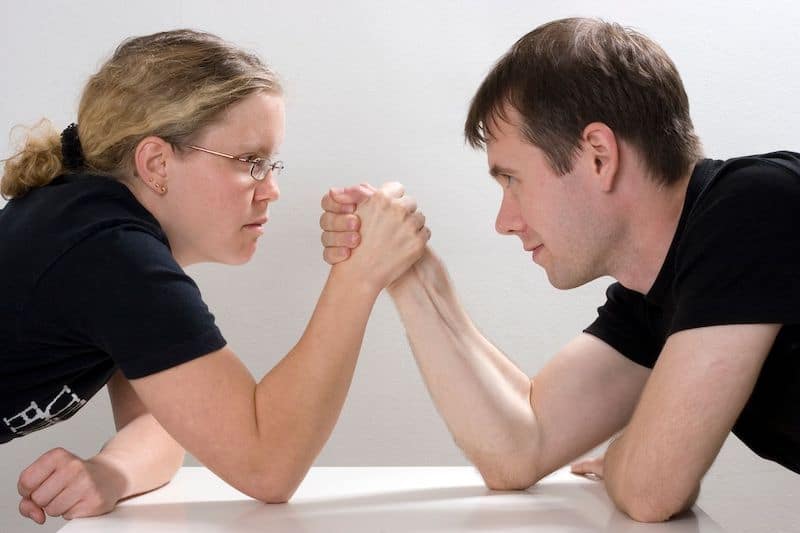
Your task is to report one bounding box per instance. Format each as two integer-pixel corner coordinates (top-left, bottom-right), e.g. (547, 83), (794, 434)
(3, 385), (87, 436)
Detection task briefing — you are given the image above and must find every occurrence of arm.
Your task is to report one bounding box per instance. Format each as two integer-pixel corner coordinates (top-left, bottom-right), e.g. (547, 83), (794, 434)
(128, 186), (428, 503)
(603, 323), (779, 522)
(17, 371), (184, 523)
(319, 187), (650, 489)
(97, 370), (185, 497)
(389, 248), (650, 488)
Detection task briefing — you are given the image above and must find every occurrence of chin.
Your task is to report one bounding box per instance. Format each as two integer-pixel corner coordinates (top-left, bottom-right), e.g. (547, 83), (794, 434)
(545, 268), (593, 291)
(234, 244), (259, 265)
(227, 252), (255, 265)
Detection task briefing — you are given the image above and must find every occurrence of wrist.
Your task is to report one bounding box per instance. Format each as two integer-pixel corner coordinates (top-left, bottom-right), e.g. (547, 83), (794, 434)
(386, 267), (419, 299)
(87, 453), (129, 502)
(329, 261), (384, 300)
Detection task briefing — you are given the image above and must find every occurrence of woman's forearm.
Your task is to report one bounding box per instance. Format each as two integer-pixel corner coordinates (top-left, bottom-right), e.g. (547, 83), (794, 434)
(250, 265), (380, 498)
(93, 413), (185, 500)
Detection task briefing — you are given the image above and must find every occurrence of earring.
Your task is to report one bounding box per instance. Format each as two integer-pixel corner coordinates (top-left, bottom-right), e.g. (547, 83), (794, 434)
(159, 184), (167, 194)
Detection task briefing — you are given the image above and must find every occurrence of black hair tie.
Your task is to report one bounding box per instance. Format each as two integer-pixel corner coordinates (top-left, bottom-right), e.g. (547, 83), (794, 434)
(60, 123), (85, 170)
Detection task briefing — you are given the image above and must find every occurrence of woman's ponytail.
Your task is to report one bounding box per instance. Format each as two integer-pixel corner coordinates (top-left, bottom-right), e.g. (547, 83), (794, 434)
(1, 119), (64, 200)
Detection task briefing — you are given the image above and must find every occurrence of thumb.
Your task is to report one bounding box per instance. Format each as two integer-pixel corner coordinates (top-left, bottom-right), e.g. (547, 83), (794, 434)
(329, 183), (377, 205)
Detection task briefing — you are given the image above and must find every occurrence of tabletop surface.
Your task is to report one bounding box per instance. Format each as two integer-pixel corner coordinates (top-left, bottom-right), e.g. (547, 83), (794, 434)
(59, 466), (724, 532)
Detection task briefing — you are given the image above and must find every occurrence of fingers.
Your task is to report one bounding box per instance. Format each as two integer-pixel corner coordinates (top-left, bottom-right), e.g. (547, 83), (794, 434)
(321, 192), (355, 214)
(19, 497), (46, 524)
(323, 246), (351, 265)
(18, 448), (68, 498)
(322, 183), (377, 212)
(396, 195), (417, 215)
(41, 483), (82, 518)
(321, 230), (360, 248)
(570, 456), (605, 480)
(29, 457), (78, 513)
(319, 211), (360, 232)
(409, 211), (426, 231)
(379, 181), (405, 199)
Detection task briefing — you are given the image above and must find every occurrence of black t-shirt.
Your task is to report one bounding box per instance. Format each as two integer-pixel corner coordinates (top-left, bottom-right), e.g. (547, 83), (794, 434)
(585, 151), (800, 475)
(0, 173), (226, 443)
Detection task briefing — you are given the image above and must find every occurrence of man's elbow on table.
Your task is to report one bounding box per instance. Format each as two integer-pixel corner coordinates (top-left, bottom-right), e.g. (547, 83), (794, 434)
(611, 476), (701, 523)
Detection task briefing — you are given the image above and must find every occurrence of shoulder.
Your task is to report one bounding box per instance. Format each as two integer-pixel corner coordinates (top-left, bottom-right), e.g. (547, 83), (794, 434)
(1, 172), (169, 283)
(668, 151), (800, 332)
(680, 151), (800, 249)
(694, 151), (800, 217)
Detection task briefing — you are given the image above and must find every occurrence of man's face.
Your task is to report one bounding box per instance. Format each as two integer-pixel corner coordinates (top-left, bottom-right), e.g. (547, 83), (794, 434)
(486, 107), (612, 289)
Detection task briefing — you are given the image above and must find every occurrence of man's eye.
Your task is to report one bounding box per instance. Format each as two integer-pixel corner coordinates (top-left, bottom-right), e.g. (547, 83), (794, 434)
(502, 175), (514, 187)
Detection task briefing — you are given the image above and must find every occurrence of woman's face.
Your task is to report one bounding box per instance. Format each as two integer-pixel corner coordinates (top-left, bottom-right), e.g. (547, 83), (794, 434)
(160, 92), (285, 266)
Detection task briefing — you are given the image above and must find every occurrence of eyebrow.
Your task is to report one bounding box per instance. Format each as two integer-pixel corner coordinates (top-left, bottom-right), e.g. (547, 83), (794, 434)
(239, 145), (276, 158)
(489, 165), (517, 178)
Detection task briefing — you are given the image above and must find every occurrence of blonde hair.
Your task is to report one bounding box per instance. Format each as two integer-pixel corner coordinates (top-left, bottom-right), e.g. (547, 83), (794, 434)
(1, 29), (282, 199)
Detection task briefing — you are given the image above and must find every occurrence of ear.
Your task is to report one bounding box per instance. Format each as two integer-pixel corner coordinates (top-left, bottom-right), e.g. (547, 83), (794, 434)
(582, 122), (619, 193)
(134, 136), (172, 195)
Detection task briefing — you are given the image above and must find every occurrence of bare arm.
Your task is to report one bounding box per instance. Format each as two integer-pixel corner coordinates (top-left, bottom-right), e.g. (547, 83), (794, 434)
(95, 370), (186, 499)
(603, 323), (779, 522)
(128, 186), (428, 503)
(388, 248), (650, 488)
(16, 371), (185, 523)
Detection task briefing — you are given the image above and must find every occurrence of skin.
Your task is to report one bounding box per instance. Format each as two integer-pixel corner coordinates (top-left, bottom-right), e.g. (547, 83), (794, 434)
(319, 107), (780, 522)
(17, 91), (430, 524)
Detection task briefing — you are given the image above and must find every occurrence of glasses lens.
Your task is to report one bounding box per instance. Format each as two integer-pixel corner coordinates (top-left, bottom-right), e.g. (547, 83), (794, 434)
(251, 160), (284, 181)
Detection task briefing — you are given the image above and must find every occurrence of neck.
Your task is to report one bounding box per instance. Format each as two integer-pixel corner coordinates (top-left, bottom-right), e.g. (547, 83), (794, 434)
(609, 168), (693, 294)
(120, 177), (196, 268)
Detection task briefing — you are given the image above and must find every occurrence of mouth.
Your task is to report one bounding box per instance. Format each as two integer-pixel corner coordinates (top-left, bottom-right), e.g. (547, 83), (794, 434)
(243, 216), (268, 232)
(245, 216), (268, 227)
(525, 244), (544, 253)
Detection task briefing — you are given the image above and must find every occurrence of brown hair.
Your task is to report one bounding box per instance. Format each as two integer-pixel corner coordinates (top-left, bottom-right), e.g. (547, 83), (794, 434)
(1, 29), (282, 199)
(465, 17), (702, 185)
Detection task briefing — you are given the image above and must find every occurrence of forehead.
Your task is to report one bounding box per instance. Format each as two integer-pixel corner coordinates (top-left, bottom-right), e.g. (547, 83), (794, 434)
(202, 91), (285, 153)
(485, 106), (537, 163)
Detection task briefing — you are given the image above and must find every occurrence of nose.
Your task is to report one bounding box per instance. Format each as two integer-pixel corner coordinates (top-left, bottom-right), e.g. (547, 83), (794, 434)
(495, 190), (525, 235)
(254, 171), (280, 202)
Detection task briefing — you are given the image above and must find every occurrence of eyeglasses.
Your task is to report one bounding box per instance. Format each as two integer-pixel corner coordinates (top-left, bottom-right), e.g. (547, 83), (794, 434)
(182, 144), (285, 181)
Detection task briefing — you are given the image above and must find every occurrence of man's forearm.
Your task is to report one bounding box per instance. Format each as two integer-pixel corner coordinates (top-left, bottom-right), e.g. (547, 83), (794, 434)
(93, 413), (185, 500)
(604, 430), (700, 522)
(389, 249), (541, 487)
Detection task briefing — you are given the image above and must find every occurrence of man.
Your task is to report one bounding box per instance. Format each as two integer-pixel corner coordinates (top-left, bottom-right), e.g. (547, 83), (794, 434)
(319, 18), (800, 522)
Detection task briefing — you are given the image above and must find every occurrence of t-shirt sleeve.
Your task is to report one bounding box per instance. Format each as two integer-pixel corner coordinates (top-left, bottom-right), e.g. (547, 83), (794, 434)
(30, 226), (227, 379)
(670, 162), (800, 334)
(583, 282), (664, 368)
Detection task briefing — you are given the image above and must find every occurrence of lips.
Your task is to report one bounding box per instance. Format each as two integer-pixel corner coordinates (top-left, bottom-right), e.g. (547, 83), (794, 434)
(245, 216), (268, 227)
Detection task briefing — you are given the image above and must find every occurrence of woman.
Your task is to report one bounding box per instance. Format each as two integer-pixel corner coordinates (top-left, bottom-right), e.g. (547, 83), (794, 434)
(0, 29), (429, 524)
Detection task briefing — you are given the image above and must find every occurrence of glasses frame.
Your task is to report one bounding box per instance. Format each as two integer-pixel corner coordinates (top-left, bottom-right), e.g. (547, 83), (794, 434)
(182, 144), (284, 181)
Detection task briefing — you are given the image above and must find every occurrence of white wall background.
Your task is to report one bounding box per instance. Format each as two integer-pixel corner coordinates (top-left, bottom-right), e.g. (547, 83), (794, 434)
(1, 1), (798, 532)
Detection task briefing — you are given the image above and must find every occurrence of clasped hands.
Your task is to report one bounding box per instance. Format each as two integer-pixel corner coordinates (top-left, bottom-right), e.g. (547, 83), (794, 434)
(320, 181), (606, 479)
(320, 182), (432, 291)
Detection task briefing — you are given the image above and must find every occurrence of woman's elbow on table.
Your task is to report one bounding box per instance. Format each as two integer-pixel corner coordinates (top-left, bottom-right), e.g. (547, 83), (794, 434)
(240, 470), (301, 504)
(471, 454), (540, 491)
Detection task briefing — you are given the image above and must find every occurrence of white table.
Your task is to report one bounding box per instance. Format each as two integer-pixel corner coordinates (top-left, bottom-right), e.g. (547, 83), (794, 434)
(59, 466), (724, 532)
